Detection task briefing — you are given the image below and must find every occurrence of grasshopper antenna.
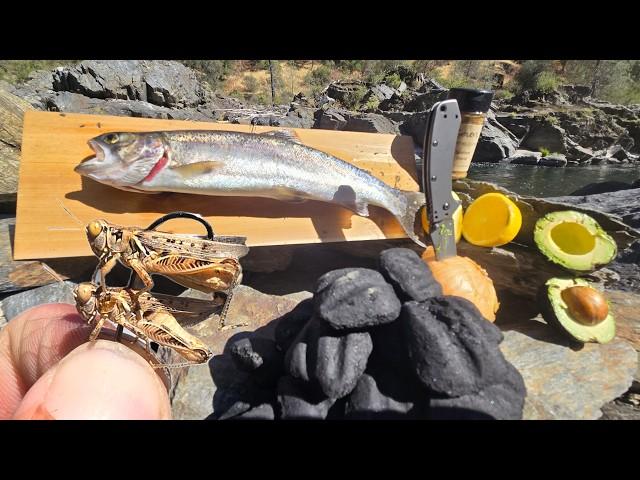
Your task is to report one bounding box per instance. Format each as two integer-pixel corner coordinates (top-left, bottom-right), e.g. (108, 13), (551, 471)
(59, 200), (84, 227)
(41, 263), (77, 300)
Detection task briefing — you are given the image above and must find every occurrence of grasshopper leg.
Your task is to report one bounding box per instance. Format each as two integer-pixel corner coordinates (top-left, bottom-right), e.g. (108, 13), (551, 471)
(126, 257), (154, 314)
(98, 254), (120, 290)
(217, 274), (248, 331)
(89, 315), (106, 342)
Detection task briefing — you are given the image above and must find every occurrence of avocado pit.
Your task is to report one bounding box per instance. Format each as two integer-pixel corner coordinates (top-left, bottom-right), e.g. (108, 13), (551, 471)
(561, 285), (609, 326)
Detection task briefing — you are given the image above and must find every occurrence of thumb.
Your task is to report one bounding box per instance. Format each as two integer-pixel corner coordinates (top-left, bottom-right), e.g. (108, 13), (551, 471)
(12, 340), (172, 420)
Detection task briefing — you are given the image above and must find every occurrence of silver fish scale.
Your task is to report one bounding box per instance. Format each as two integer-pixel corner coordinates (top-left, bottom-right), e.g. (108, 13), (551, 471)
(155, 130), (406, 217)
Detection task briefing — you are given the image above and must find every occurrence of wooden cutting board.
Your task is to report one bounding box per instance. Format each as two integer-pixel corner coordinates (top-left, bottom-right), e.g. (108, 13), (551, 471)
(13, 111), (421, 260)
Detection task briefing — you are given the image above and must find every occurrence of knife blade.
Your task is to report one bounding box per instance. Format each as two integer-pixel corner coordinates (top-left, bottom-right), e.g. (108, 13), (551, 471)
(422, 99), (462, 260)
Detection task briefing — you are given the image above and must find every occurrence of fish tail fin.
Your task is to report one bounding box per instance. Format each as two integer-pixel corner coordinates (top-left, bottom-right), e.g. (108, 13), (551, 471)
(397, 191), (427, 248)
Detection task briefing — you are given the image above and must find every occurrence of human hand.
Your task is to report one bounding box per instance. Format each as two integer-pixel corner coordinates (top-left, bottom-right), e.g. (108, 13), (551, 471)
(0, 303), (172, 420)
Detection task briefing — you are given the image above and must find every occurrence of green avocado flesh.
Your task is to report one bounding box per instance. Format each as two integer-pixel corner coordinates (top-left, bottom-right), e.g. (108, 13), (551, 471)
(542, 277), (615, 344)
(534, 211), (617, 271)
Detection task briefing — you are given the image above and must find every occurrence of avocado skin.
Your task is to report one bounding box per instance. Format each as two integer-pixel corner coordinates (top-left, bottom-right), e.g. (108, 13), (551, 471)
(537, 282), (585, 347)
(538, 278), (615, 344)
(534, 211), (618, 272)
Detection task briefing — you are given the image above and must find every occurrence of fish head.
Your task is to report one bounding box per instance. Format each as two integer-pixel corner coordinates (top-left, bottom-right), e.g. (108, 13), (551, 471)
(75, 132), (167, 189)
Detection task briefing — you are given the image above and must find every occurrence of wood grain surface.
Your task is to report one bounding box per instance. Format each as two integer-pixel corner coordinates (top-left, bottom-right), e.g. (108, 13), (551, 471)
(14, 111), (420, 260)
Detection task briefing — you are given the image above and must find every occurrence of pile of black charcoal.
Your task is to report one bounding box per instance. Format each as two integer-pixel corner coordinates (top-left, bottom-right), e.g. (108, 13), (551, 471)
(210, 248), (526, 420)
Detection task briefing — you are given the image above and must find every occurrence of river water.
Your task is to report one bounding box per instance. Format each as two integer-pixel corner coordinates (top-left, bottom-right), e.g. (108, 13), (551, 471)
(466, 164), (640, 198)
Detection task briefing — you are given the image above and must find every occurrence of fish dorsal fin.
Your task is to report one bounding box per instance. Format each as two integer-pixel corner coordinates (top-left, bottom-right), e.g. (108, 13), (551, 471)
(260, 129), (302, 144)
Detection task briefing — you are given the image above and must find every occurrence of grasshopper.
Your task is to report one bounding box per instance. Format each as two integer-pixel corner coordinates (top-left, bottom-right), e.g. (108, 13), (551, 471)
(74, 280), (218, 368)
(43, 264), (221, 368)
(80, 214), (249, 330)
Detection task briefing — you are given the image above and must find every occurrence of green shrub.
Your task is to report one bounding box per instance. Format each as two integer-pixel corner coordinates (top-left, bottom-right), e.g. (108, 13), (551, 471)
(494, 89), (515, 101)
(305, 65), (332, 88)
(343, 85), (368, 110)
(243, 75), (259, 92)
(0, 60), (76, 84)
(384, 73), (402, 89)
(363, 95), (380, 111)
(536, 71), (560, 93)
(513, 60), (554, 92)
(182, 60), (231, 88)
(539, 147), (551, 157)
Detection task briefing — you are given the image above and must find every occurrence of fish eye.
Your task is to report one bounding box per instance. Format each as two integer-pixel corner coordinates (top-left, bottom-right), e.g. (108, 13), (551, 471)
(104, 133), (119, 144)
(76, 284), (94, 304)
(87, 220), (102, 239)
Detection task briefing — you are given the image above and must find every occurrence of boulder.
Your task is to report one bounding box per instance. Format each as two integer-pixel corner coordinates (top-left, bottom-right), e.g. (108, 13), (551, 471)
(52, 60), (147, 101)
(494, 113), (534, 141)
(404, 90), (447, 112)
(324, 80), (366, 106)
(143, 60), (204, 107)
(538, 153), (567, 167)
(508, 150), (541, 165)
(48, 60), (204, 108)
(547, 188), (640, 230)
(378, 93), (406, 112)
(570, 181), (633, 196)
(343, 113), (400, 135)
(520, 120), (567, 155)
(314, 108), (348, 130)
(472, 120), (518, 163)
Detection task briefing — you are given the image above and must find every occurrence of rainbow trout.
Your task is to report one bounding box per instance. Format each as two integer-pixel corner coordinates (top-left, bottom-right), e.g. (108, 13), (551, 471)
(75, 130), (426, 246)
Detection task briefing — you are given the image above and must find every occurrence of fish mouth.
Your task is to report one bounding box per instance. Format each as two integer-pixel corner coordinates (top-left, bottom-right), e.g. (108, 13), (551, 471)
(74, 140), (104, 175)
(87, 139), (105, 160)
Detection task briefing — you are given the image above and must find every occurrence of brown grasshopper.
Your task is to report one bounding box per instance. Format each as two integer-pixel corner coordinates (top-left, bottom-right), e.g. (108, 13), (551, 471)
(84, 216), (249, 330)
(74, 281), (218, 368)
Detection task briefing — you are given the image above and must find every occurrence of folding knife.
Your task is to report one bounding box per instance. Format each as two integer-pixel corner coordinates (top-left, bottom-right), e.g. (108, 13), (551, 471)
(422, 99), (462, 260)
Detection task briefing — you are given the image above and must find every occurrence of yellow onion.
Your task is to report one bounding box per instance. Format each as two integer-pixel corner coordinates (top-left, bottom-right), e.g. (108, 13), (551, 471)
(421, 246), (500, 322)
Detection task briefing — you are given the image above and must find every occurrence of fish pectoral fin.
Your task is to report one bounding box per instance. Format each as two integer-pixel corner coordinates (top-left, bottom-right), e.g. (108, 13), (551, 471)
(273, 186), (309, 203)
(170, 161), (223, 178)
(260, 129), (302, 144)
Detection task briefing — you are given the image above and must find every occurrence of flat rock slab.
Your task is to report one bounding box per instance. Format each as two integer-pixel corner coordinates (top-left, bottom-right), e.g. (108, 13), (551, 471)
(1, 280), (76, 322)
(500, 318), (637, 420)
(171, 284), (299, 420)
(0, 217), (96, 294)
(605, 289), (640, 383)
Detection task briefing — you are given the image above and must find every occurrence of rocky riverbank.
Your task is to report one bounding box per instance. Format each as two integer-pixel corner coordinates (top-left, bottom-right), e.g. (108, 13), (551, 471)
(1, 60), (639, 419)
(1, 60), (640, 212)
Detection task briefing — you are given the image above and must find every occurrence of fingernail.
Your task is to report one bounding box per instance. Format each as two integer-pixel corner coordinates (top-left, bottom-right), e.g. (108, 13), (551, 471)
(32, 341), (171, 420)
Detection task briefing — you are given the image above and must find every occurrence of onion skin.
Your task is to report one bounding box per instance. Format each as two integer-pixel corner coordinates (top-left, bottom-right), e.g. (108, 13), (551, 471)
(421, 247), (500, 322)
(560, 286), (609, 326)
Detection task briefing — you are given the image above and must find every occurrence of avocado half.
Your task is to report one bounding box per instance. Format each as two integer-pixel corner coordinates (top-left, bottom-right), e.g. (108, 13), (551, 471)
(534, 211), (617, 271)
(540, 277), (615, 344)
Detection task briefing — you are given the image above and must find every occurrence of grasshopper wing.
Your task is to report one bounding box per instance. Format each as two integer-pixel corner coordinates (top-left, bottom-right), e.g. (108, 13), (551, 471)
(138, 231), (249, 261)
(151, 292), (224, 328)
